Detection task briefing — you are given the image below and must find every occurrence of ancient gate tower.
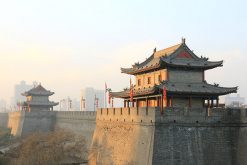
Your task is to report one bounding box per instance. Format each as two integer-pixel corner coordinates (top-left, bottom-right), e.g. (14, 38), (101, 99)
(21, 84), (58, 111)
(112, 38), (237, 108)
(89, 40), (247, 165)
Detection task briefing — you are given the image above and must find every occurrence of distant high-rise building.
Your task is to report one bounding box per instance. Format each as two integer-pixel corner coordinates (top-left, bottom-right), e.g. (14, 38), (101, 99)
(80, 88), (105, 111)
(59, 97), (80, 111)
(72, 98), (80, 111)
(14, 81), (32, 105)
(0, 99), (7, 112)
(225, 94), (245, 108)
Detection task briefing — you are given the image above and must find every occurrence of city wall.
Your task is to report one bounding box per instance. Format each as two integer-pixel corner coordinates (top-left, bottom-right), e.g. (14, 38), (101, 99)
(0, 111), (96, 148)
(0, 113), (9, 129)
(89, 107), (247, 165)
(1, 108), (247, 165)
(55, 111), (96, 147)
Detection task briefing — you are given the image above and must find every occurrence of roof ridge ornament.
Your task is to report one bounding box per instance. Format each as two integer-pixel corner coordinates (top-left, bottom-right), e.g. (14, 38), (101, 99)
(182, 37), (186, 44)
(153, 47), (156, 53)
(214, 83), (219, 87)
(33, 81), (38, 88)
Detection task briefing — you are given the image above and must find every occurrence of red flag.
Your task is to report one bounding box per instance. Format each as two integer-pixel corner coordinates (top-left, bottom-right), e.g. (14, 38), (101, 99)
(130, 77), (133, 102)
(163, 86), (167, 100)
(108, 92), (111, 104)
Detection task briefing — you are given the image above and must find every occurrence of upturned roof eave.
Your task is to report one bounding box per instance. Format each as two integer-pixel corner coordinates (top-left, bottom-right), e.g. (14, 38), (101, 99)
(21, 92), (54, 96)
(120, 60), (223, 75)
(164, 89), (237, 96)
(121, 63), (161, 75)
(161, 59), (223, 70)
(112, 82), (238, 99)
(23, 101), (59, 106)
(121, 51), (224, 75)
(21, 92), (29, 96)
(120, 42), (183, 75)
(112, 89), (237, 99)
(111, 87), (158, 98)
(23, 84), (55, 96)
(158, 81), (238, 96)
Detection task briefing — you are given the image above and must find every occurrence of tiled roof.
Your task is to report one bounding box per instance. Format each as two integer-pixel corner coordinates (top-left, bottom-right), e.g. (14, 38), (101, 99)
(111, 81), (238, 99)
(159, 81), (238, 96)
(121, 56), (160, 75)
(154, 43), (182, 58)
(160, 44), (223, 69)
(23, 101), (58, 106)
(161, 57), (223, 69)
(121, 41), (223, 75)
(22, 84), (54, 96)
(111, 87), (157, 98)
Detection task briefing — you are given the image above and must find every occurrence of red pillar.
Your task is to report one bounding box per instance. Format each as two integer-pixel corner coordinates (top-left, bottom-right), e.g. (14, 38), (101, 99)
(188, 97), (191, 108)
(167, 70), (169, 80)
(170, 96), (173, 108)
(211, 99), (214, 108)
(207, 99), (210, 108)
(167, 97), (170, 108)
(157, 96), (160, 107)
(161, 95), (163, 114)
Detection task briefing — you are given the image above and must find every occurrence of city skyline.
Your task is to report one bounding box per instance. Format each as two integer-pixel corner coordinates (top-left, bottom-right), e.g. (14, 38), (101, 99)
(0, 0), (247, 105)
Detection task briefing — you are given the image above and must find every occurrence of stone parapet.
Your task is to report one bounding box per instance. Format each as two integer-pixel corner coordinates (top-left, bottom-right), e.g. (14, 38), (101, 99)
(97, 107), (247, 125)
(0, 112), (9, 128)
(56, 111), (96, 120)
(97, 107), (156, 124)
(0, 111), (96, 137)
(7, 111), (25, 136)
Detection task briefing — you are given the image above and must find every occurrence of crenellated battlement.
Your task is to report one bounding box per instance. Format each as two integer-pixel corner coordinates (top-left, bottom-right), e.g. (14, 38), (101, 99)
(97, 107), (156, 123)
(96, 107), (247, 125)
(2, 108), (247, 164)
(0, 111), (96, 137)
(56, 111), (96, 120)
(91, 107), (247, 164)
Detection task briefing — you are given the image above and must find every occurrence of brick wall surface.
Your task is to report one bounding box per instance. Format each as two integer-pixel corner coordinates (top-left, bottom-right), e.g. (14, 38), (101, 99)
(169, 69), (203, 83)
(2, 108), (247, 165)
(90, 107), (247, 165)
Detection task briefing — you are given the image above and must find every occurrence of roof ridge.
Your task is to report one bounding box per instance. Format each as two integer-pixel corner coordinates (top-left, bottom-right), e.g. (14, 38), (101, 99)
(154, 43), (182, 58)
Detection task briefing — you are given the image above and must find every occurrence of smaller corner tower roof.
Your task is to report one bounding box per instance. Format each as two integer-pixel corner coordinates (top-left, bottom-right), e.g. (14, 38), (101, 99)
(22, 84), (55, 96)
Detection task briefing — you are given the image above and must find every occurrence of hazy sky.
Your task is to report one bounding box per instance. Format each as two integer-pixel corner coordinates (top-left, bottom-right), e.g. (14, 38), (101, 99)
(0, 0), (247, 104)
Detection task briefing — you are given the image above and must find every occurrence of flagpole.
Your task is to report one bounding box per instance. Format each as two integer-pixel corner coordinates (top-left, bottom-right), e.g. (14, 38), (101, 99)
(129, 76), (134, 107)
(105, 82), (107, 108)
(105, 82), (106, 108)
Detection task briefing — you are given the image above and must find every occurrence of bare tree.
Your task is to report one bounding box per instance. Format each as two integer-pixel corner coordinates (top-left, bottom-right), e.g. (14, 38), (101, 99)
(6, 129), (87, 165)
